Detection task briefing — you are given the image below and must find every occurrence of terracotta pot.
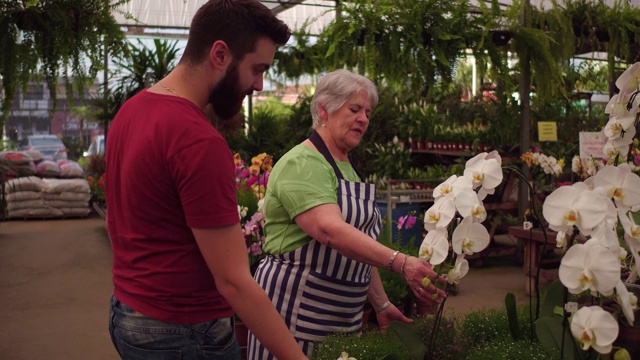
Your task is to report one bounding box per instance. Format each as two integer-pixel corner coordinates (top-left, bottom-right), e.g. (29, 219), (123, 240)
(416, 299), (439, 316)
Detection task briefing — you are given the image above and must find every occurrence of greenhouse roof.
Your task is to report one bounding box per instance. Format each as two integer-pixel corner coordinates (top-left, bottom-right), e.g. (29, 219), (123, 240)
(113, 0), (337, 37)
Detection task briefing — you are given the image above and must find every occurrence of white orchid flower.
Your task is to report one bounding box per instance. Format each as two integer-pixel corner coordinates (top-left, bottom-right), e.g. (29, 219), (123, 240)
(451, 216), (490, 255)
(588, 225), (621, 259)
(603, 135), (633, 160)
(463, 151), (503, 194)
(424, 194), (456, 231)
(593, 163), (640, 210)
(433, 175), (458, 199)
(604, 116), (635, 140)
(447, 255), (469, 284)
(338, 352), (357, 360)
(615, 62), (640, 100)
(454, 189), (487, 223)
(555, 230), (567, 250)
(570, 306), (619, 354)
(615, 280), (636, 326)
(419, 228), (450, 266)
(558, 241), (620, 296)
(542, 184), (609, 236)
(618, 210), (640, 277)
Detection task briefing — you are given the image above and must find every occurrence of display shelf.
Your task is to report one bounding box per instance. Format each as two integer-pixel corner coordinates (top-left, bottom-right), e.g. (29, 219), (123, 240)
(410, 149), (474, 157)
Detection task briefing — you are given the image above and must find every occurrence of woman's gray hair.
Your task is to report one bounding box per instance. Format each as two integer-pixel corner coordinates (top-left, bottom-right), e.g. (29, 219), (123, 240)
(310, 69), (378, 129)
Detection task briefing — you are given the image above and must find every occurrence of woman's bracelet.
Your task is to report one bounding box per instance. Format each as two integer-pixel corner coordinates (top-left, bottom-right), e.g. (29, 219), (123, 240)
(388, 250), (400, 270)
(375, 300), (391, 314)
(400, 254), (409, 283)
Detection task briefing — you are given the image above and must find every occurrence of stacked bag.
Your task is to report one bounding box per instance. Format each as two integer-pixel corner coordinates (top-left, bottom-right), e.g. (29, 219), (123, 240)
(1, 150), (91, 219)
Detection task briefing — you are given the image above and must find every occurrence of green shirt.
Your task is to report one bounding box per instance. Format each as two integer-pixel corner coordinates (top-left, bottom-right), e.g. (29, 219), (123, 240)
(262, 144), (361, 254)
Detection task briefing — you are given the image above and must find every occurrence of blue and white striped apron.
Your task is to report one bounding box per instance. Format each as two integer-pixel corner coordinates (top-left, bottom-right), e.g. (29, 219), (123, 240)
(247, 131), (382, 359)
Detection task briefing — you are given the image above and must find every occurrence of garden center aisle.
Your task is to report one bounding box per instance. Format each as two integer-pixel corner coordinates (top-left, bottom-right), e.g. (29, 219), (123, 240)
(0, 215), (530, 360)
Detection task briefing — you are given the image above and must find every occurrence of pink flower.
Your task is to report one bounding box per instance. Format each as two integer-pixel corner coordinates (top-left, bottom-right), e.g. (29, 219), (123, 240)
(397, 215), (417, 230)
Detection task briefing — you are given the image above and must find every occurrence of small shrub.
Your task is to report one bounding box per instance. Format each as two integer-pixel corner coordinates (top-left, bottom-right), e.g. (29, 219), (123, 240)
(311, 330), (409, 360)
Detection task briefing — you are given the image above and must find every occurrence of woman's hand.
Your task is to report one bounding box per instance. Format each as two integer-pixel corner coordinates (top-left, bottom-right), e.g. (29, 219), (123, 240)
(376, 303), (411, 333)
(402, 256), (447, 304)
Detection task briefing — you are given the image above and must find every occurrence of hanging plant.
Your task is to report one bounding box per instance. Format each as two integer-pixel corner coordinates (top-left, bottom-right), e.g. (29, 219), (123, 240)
(0, 0), (130, 139)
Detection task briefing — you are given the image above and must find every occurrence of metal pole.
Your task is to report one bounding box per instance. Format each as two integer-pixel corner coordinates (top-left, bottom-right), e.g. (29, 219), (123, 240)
(518, 0), (531, 225)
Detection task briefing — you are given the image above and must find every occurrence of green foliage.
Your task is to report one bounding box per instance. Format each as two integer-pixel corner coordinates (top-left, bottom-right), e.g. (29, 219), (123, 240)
(310, 330), (410, 360)
(244, 102), (293, 162)
(377, 268), (408, 307)
(464, 338), (554, 360)
(0, 0), (130, 138)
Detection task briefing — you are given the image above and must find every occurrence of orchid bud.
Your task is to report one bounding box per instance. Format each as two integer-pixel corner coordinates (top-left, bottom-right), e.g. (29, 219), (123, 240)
(421, 277), (432, 288)
(613, 348), (631, 360)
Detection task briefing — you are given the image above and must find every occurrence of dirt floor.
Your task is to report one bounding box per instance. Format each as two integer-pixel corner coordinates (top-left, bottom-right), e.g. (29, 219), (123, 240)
(0, 214), (539, 360)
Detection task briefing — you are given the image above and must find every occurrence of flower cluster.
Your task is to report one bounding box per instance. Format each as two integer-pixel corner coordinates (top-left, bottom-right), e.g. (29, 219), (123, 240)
(234, 153), (273, 266)
(541, 62), (640, 356)
(419, 151), (503, 284)
(521, 151), (564, 177)
(234, 152), (273, 199)
(571, 155), (605, 180)
(87, 173), (106, 205)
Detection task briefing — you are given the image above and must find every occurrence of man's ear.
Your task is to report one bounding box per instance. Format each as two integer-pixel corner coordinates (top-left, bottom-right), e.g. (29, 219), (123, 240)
(209, 40), (230, 69)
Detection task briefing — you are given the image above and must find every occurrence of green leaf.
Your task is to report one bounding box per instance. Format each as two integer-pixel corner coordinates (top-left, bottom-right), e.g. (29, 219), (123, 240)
(535, 316), (583, 360)
(540, 279), (566, 318)
(386, 321), (427, 360)
(505, 292), (522, 340)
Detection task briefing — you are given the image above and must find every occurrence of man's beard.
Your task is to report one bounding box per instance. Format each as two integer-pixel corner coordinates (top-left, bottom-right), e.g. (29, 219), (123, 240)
(209, 61), (250, 120)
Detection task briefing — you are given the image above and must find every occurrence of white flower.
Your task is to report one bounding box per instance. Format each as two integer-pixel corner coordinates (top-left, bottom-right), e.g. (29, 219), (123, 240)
(423, 194), (456, 231)
(338, 352), (356, 360)
(419, 228), (449, 266)
(237, 205), (248, 220)
(603, 134), (634, 160)
(542, 184), (609, 235)
(615, 62), (640, 100)
(615, 280), (636, 326)
(447, 255), (469, 284)
(432, 175), (458, 199)
(463, 151), (503, 199)
(570, 306), (619, 354)
(451, 216), (490, 255)
(558, 241), (620, 296)
(593, 163), (640, 210)
(453, 189), (486, 223)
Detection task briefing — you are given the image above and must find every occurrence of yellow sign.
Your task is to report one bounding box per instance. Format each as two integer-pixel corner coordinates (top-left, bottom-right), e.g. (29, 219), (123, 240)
(538, 122), (557, 142)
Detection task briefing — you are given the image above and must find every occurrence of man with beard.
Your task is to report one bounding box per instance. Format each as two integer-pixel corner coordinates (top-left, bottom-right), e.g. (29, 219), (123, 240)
(105, 1), (307, 359)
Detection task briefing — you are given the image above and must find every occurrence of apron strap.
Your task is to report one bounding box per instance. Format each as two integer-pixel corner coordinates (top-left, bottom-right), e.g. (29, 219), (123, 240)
(309, 130), (363, 181)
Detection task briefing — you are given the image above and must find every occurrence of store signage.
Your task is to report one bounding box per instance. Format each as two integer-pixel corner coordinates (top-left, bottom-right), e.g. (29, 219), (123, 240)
(579, 131), (606, 158)
(538, 121), (558, 141)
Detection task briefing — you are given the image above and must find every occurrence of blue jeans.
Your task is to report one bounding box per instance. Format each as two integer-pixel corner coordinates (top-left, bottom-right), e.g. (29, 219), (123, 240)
(109, 295), (240, 360)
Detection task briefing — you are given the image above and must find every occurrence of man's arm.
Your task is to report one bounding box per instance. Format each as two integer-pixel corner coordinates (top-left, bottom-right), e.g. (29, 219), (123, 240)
(192, 225), (306, 360)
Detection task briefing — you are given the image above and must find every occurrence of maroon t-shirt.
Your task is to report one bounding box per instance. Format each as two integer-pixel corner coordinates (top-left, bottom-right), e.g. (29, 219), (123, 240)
(106, 90), (238, 324)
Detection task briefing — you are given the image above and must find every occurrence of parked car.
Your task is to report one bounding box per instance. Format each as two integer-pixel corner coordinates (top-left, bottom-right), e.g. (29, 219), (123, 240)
(19, 134), (67, 161)
(83, 135), (105, 157)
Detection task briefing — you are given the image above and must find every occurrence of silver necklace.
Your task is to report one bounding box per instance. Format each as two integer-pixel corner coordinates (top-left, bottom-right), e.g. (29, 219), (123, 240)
(159, 82), (180, 97)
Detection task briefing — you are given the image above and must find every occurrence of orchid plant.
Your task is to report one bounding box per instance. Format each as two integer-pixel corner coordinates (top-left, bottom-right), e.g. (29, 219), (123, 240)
(537, 62), (640, 359)
(416, 150), (504, 356)
(234, 152), (273, 268)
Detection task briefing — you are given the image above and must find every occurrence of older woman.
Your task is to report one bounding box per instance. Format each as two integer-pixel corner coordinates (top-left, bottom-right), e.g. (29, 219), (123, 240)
(247, 69), (446, 359)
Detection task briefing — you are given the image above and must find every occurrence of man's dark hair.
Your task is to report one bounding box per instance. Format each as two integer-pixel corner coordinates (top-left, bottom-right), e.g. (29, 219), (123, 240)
(181, 0), (291, 65)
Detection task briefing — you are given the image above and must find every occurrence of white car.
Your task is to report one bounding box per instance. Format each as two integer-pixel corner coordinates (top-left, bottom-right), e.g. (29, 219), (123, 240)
(19, 135), (68, 161)
(83, 135), (105, 157)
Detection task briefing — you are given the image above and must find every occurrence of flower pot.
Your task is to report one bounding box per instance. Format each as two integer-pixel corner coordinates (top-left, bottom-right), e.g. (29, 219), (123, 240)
(416, 298), (439, 316)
